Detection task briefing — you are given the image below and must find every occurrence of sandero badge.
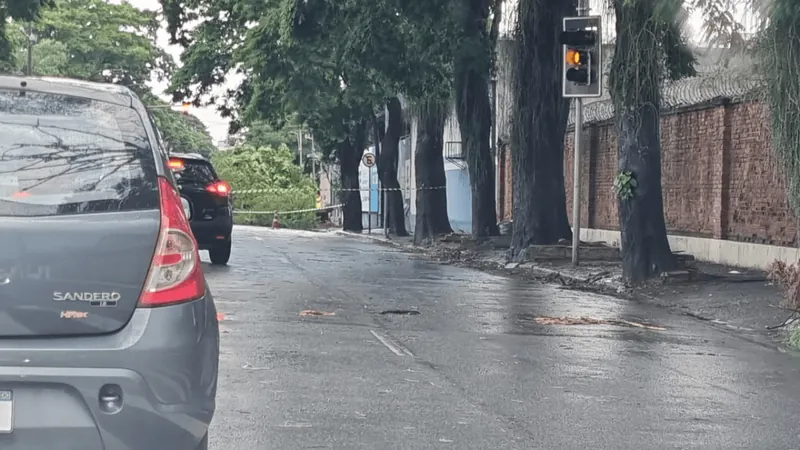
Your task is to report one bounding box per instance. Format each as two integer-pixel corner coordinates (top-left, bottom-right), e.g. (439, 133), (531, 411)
(52, 291), (120, 307)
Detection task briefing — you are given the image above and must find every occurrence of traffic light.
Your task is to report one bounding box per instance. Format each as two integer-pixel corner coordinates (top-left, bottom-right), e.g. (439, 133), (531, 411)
(561, 16), (602, 98)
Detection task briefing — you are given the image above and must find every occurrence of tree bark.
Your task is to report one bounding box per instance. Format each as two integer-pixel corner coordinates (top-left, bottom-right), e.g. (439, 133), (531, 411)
(339, 120), (367, 233)
(611, 0), (675, 283)
(414, 100), (453, 245)
(454, 0), (499, 238)
(508, 0), (575, 260)
(377, 97), (409, 236)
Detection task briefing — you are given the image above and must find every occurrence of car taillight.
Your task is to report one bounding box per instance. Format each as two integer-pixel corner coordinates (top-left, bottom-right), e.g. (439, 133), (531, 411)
(206, 181), (230, 196)
(138, 177), (205, 308)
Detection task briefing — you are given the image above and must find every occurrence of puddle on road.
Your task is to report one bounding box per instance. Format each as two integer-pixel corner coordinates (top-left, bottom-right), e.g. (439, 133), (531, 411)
(430, 272), (676, 340)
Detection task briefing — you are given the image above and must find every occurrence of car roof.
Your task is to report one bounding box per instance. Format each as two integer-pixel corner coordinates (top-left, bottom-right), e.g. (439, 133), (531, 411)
(0, 75), (139, 107)
(169, 152), (210, 163)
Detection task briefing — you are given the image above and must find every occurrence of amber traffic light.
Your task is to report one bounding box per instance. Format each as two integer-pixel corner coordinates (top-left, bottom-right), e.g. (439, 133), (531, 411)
(561, 16), (602, 98)
(565, 49), (583, 66)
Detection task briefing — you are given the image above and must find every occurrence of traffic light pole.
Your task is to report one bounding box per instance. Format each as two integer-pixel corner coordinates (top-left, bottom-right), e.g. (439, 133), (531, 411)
(572, 97), (582, 266)
(571, 0), (588, 266)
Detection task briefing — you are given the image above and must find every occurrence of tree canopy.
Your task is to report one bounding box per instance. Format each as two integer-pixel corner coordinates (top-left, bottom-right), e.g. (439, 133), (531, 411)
(161, 0), (458, 153)
(5, 0), (216, 156)
(0, 0), (54, 69)
(14, 0), (173, 89)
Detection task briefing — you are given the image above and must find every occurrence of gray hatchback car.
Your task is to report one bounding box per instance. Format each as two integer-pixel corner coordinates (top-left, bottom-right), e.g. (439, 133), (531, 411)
(0, 76), (219, 449)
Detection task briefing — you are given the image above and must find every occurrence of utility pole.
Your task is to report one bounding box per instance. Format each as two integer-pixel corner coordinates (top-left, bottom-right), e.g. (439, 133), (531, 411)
(309, 134), (317, 180)
(297, 125), (304, 170)
(572, 100), (583, 266)
(571, 0), (588, 266)
(491, 77), (498, 222)
(25, 23), (34, 76)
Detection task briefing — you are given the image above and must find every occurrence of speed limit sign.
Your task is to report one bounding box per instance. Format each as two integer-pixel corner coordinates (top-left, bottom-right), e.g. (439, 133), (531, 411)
(362, 152), (376, 167)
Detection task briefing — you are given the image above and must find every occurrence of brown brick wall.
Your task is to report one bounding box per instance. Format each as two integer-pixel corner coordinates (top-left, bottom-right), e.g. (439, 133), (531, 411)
(498, 100), (799, 247)
(726, 102), (797, 245)
(502, 146), (512, 221)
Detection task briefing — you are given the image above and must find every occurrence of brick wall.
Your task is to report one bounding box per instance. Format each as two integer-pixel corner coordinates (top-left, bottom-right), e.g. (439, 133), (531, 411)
(499, 143), (512, 221)
(501, 100), (799, 247)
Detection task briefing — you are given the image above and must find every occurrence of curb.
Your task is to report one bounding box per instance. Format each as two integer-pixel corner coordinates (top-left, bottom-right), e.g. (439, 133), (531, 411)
(333, 230), (413, 251)
(334, 229), (629, 295)
(334, 230), (391, 243)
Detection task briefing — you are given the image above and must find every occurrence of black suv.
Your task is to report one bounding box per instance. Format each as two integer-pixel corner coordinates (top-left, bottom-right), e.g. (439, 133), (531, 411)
(168, 153), (233, 265)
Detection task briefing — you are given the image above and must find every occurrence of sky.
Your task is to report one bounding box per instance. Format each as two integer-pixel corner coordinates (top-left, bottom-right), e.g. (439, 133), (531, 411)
(128, 0), (757, 146)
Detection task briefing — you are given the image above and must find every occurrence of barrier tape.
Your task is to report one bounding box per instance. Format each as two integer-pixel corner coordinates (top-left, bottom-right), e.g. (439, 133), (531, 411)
(234, 204), (343, 215)
(232, 186), (445, 195)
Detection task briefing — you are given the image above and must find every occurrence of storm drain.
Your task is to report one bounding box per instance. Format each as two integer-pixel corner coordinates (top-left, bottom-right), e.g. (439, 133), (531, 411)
(379, 310), (421, 316)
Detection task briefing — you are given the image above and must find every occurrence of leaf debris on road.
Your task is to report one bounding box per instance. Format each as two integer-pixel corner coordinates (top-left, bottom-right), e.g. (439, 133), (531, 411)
(534, 315), (665, 331)
(299, 310), (336, 317)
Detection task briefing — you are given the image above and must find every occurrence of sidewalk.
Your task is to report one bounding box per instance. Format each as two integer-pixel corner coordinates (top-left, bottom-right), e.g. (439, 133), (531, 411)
(334, 229), (792, 348)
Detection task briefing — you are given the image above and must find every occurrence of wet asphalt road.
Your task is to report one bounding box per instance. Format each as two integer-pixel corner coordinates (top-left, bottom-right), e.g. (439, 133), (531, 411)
(201, 226), (800, 450)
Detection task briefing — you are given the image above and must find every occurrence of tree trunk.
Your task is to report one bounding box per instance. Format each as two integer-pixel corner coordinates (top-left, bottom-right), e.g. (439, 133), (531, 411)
(454, 0), (499, 238)
(377, 97), (409, 236)
(508, 0), (574, 260)
(339, 121), (367, 233)
(611, 0), (675, 283)
(414, 100), (453, 245)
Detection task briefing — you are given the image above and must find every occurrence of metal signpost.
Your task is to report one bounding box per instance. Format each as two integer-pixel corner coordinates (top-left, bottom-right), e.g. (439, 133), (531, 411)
(561, 3), (602, 266)
(362, 152), (376, 234)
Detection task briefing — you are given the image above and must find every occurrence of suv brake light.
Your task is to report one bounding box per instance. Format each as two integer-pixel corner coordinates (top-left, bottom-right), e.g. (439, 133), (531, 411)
(206, 181), (230, 196)
(168, 158), (185, 170)
(138, 177), (205, 307)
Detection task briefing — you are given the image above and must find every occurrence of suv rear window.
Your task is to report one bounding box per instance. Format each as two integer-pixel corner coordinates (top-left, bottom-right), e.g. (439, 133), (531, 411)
(174, 159), (217, 185)
(0, 89), (159, 217)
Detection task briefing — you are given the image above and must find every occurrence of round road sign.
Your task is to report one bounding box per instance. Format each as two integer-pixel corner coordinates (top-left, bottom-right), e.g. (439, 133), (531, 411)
(362, 152), (376, 167)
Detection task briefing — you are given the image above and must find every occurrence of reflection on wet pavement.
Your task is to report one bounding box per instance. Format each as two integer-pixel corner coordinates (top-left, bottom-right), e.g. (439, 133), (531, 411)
(206, 227), (800, 449)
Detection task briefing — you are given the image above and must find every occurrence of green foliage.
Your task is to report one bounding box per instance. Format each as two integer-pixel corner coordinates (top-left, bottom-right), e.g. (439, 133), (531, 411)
(613, 171), (638, 200)
(212, 144), (318, 229)
(14, 0), (174, 90)
(161, 0), (358, 158)
(147, 98), (217, 156)
(756, 0), (800, 216)
(685, 0), (749, 52)
(610, 0), (697, 111)
(0, 0), (54, 68)
(160, 0), (457, 157)
(6, 0), (216, 157)
(239, 121), (301, 156)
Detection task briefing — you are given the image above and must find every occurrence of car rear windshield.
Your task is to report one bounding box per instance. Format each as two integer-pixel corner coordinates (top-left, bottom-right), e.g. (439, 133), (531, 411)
(0, 89), (159, 217)
(174, 159), (217, 186)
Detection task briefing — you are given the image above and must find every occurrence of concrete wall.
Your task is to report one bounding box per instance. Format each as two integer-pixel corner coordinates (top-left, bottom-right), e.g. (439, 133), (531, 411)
(442, 106), (473, 233)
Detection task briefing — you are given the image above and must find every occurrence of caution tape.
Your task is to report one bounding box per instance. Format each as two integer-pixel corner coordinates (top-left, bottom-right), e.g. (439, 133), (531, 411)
(231, 186), (445, 195)
(233, 204), (343, 215)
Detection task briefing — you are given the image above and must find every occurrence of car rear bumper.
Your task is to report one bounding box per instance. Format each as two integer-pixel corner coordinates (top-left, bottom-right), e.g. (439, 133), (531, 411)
(191, 215), (233, 249)
(0, 290), (219, 450)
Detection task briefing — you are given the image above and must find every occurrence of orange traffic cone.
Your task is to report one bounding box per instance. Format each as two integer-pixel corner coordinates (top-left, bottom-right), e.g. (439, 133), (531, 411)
(272, 211), (279, 229)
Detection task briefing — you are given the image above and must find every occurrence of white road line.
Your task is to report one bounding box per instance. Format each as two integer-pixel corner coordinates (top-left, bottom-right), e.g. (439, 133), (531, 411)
(370, 330), (413, 357)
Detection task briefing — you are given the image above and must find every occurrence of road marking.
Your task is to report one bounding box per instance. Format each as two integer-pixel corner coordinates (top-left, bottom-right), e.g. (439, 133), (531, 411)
(370, 330), (414, 357)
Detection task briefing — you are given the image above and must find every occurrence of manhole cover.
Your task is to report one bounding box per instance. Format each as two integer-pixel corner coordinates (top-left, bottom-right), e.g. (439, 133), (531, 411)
(379, 310), (421, 316)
